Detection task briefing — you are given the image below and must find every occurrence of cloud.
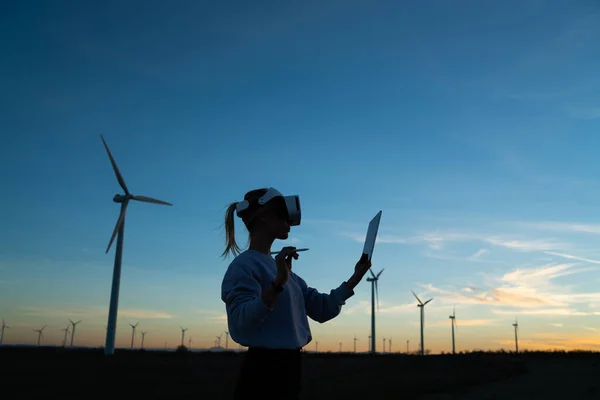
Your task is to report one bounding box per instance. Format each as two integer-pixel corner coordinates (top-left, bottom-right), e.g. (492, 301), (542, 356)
(551, 323), (563, 327)
(516, 221), (600, 235)
(468, 248), (488, 260)
(119, 309), (172, 319)
(431, 319), (498, 327)
(544, 251), (600, 265)
(421, 261), (599, 316)
(19, 305), (172, 320)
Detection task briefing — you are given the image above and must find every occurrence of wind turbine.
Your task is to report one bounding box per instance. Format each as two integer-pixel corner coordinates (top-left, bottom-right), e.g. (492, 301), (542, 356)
(449, 307), (457, 355)
(129, 322), (139, 349)
(339, 341), (342, 353)
(140, 331), (148, 349)
(1, 319), (10, 345)
(368, 335), (371, 352)
(411, 290), (433, 356)
(353, 335), (358, 353)
(383, 337), (386, 353)
(366, 268), (384, 353)
(224, 331), (229, 351)
(61, 324), (71, 347)
(216, 334), (222, 348)
(388, 337), (392, 353)
(513, 318), (519, 353)
(406, 340), (409, 354)
(100, 135), (172, 356)
(188, 337), (193, 349)
(180, 326), (188, 347)
(315, 341), (319, 353)
(69, 319), (82, 347)
(34, 325), (46, 346)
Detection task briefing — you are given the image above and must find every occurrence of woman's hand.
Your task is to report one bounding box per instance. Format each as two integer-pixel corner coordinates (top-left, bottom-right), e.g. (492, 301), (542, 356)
(274, 246), (299, 286)
(346, 253), (372, 289)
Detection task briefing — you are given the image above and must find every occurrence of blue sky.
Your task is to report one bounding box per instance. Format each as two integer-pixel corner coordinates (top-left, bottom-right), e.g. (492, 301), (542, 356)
(1, 0), (600, 352)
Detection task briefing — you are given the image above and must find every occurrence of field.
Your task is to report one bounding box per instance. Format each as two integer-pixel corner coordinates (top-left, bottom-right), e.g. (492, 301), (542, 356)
(2, 347), (599, 399)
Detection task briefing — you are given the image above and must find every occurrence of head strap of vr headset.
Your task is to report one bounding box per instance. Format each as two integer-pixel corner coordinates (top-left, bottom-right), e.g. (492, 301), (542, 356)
(235, 187), (284, 217)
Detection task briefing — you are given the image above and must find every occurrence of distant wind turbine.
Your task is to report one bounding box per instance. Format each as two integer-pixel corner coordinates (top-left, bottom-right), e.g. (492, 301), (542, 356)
(513, 318), (519, 353)
(449, 307), (457, 354)
(353, 335), (358, 353)
(140, 331), (148, 349)
(388, 337), (392, 353)
(366, 268), (384, 353)
(383, 337), (386, 353)
(129, 322), (139, 349)
(61, 324), (71, 347)
(224, 331), (229, 351)
(339, 341), (342, 353)
(180, 326), (188, 347)
(216, 334), (222, 348)
(189, 337), (193, 349)
(368, 335), (371, 352)
(1, 319), (10, 345)
(406, 340), (409, 354)
(69, 319), (82, 347)
(34, 325), (46, 346)
(100, 135), (172, 356)
(412, 290), (433, 356)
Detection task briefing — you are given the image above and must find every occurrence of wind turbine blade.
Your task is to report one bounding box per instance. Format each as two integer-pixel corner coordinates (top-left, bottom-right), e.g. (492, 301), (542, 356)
(132, 195), (172, 206)
(411, 290), (423, 305)
(369, 269), (376, 278)
(106, 201), (128, 253)
(423, 298), (433, 306)
(100, 135), (129, 195)
(376, 268), (384, 278)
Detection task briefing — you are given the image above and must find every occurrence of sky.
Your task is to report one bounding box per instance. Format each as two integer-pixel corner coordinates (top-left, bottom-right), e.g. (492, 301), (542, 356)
(1, 0), (600, 353)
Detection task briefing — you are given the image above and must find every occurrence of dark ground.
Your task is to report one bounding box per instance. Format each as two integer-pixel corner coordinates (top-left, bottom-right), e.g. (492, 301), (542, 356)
(1, 347), (598, 399)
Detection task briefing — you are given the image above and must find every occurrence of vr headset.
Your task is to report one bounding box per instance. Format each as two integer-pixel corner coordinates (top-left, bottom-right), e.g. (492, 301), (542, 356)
(235, 187), (301, 226)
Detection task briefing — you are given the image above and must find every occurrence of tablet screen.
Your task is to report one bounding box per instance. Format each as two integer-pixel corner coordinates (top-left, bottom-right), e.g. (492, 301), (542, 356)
(363, 210), (382, 261)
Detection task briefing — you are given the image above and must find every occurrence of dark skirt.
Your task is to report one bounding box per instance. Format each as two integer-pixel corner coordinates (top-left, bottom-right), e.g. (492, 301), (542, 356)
(234, 347), (303, 399)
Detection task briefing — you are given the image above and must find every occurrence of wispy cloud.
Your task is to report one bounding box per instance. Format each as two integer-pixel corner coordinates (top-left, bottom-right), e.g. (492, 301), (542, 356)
(19, 305), (172, 319)
(517, 221), (600, 235)
(421, 261), (599, 316)
(468, 248), (488, 260)
(430, 318), (498, 327)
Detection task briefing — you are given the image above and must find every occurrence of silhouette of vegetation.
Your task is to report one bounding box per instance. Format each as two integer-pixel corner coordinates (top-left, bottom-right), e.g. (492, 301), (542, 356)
(1, 347), (599, 398)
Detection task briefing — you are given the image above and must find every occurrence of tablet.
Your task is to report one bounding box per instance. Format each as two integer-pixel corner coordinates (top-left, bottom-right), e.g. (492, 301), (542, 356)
(362, 210), (382, 261)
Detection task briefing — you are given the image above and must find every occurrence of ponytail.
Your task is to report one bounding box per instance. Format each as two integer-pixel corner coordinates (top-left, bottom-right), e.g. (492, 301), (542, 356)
(221, 202), (242, 258)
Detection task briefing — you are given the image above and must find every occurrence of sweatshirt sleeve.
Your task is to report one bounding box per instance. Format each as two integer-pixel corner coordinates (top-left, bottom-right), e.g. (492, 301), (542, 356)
(221, 261), (272, 333)
(294, 273), (355, 323)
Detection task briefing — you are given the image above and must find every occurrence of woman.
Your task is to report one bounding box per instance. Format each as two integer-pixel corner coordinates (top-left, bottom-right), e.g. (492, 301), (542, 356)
(220, 187), (373, 399)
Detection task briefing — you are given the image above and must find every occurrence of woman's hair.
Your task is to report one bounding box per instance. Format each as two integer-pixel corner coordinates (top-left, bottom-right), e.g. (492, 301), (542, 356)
(221, 188), (269, 259)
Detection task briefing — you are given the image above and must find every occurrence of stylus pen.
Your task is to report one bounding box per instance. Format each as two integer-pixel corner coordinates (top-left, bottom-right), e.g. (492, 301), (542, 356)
(270, 248), (309, 255)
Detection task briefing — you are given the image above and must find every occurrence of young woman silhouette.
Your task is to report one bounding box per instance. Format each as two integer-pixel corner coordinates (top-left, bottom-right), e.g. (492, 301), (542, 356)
(220, 187), (373, 399)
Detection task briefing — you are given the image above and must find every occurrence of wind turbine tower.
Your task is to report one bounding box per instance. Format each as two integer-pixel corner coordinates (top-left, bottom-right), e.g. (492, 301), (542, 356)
(61, 324), (71, 347)
(383, 337), (386, 353)
(180, 326), (188, 347)
(411, 290), (433, 356)
(224, 331), (229, 351)
(406, 340), (409, 354)
(1, 319), (10, 345)
(449, 307), (458, 355)
(140, 331), (147, 349)
(100, 135), (172, 356)
(34, 325), (46, 346)
(129, 322), (139, 349)
(513, 319), (519, 353)
(388, 337), (392, 353)
(366, 268), (384, 353)
(69, 319), (82, 347)
(315, 341), (319, 353)
(353, 335), (358, 353)
(368, 335), (371, 352)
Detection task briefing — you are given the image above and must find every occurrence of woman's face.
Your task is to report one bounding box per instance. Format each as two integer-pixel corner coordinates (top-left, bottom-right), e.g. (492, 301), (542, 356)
(262, 202), (290, 240)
